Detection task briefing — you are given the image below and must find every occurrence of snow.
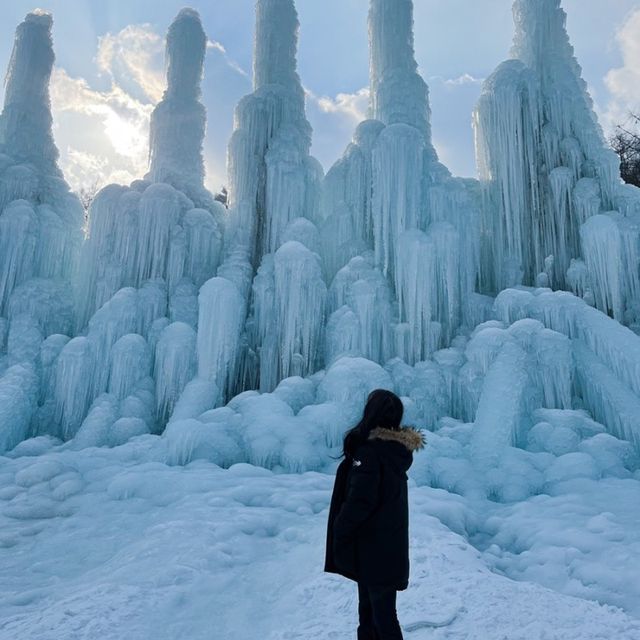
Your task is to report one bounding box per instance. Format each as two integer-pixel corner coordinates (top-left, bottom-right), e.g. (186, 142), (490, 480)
(0, 443), (638, 639)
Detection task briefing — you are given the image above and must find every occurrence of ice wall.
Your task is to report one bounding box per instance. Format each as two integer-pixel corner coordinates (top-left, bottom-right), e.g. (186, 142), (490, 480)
(475, 0), (640, 322)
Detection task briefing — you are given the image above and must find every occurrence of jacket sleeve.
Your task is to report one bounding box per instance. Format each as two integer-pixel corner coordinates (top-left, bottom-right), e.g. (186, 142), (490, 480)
(332, 445), (381, 541)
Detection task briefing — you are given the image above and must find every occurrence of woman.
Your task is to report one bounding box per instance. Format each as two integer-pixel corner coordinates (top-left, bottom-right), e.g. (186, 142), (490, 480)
(324, 389), (425, 639)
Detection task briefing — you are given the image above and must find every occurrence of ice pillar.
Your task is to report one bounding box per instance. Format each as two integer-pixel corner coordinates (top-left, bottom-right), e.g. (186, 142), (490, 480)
(254, 0), (303, 100)
(368, 0), (434, 150)
(0, 11), (59, 172)
(226, 0), (315, 265)
(474, 0), (631, 302)
(147, 8), (207, 203)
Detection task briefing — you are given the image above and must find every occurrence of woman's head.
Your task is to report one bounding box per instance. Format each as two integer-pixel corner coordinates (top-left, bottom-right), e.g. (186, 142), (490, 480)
(341, 389), (404, 459)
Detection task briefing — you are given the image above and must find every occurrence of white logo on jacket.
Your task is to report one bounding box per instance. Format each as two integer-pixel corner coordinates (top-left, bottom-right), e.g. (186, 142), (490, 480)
(352, 459), (362, 467)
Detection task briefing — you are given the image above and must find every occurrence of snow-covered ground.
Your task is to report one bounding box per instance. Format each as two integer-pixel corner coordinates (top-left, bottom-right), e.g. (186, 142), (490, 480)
(1, 437), (639, 640)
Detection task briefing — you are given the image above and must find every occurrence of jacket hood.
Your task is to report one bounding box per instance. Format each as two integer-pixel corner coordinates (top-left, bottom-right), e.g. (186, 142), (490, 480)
(368, 426), (426, 452)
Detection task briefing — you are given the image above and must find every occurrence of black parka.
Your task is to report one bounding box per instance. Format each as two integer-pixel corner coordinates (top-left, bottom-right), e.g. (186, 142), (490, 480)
(324, 426), (425, 591)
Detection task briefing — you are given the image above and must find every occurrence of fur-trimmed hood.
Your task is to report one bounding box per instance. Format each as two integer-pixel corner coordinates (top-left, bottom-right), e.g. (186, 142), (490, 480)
(368, 426), (426, 452)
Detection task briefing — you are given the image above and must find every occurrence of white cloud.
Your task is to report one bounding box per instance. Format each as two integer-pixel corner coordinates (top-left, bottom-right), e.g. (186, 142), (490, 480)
(309, 87), (370, 123)
(602, 9), (640, 132)
(437, 73), (484, 87)
(96, 24), (165, 103)
(207, 38), (249, 78)
(51, 65), (154, 191)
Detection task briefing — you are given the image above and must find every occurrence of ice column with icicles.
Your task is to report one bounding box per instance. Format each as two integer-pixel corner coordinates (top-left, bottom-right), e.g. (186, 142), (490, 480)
(0, 11), (84, 452)
(320, 0), (480, 366)
(221, 0), (327, 395)
(0, 11), (83, 316)
(474, 0), (640, 321)
(76, 8), (224, 329)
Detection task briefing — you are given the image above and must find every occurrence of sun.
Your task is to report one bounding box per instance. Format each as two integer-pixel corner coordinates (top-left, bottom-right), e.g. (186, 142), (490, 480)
(103, 110), (147, 160)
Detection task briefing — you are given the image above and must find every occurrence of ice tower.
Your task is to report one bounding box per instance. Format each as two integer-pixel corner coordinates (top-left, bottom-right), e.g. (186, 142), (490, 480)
(221, 0), (326, 395)
(76, 8), (224, 328)
(0, 11), (60, 172)
(475, 0), (640, 322)
(0, 11), (84, 451)
(147, 8), (209, 208)
(42, 9), (227, 445)
(322, 0), (481, 369)
(369, 0), (434, 150)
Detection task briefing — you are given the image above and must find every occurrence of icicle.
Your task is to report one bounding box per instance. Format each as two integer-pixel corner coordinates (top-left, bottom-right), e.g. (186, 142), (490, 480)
(53, 337), (95, 440)
(155, 322), (197, 423)
(86, 287), (141, 397)
(371, 124), (425, 278)
(253, 242), (326, 391)
(0, 363), (38, 452)
(580, 212), (639, 321)
(0, 200), (38, 314)
(197, 277), (245, 404)
(108, 334), (151, 400)
(182, 208), (223, 288)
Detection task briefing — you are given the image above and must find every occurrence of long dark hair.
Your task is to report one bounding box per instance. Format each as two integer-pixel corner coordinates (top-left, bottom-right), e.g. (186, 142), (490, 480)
(341, 389), (404, 460)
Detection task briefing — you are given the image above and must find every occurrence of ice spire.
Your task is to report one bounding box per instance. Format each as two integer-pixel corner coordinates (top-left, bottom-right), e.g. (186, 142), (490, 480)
(227, 0), (314, 264)
(221, 0), (325, 396)
(512, 0), (608, 156)
(368, 0), (433, 148)
(147, 8), (207, 205)
(0, 10), (60, 172)
(474, 0), (636, 317)
(254, 0), (303, 99)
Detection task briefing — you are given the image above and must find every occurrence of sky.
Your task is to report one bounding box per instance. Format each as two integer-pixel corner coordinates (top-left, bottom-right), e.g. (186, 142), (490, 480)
(0, 0), (639, 194)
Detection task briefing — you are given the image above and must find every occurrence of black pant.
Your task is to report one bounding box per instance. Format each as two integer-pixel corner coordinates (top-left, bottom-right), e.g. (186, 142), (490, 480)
(357, 582), (403, 639)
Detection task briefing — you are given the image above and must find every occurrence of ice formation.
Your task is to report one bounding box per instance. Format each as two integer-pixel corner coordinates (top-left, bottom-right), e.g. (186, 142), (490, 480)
(75, 10), (224, 329)
(0, 9), (230, 453)
(474, 0), (640, 323)
(0, 12), (84, 450)
(2, 0), (640, 498)
(223, 0), (326, 394)
(322, 0), (481, 369)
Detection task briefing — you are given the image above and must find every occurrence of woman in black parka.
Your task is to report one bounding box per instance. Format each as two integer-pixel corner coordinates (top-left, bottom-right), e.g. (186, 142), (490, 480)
(324, 389), (425, 639)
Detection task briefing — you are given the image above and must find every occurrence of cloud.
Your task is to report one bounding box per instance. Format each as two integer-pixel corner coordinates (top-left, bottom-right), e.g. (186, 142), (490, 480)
(602, 9), (640, 132)
(96, 24), (165, 104)
(51, 66), (154, 190)
(433, 73), (485, 88)
(309, 87), (370, 123)
(207, 39), (249, 78)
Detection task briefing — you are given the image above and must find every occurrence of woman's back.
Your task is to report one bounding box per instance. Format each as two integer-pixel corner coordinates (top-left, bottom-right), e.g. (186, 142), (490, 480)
(325, 424), (424, 590)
